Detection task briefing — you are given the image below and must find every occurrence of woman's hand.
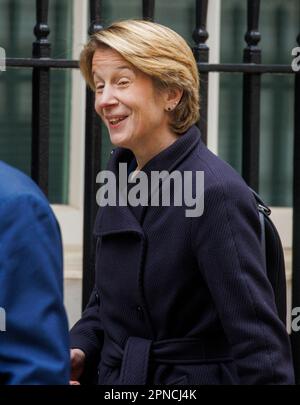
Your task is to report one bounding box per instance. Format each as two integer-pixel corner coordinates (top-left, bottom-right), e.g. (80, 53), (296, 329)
(70, 348), (86, 385)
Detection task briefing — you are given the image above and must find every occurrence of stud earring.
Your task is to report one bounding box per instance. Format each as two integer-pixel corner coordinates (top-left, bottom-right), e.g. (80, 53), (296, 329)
(167, 106), (172, 111)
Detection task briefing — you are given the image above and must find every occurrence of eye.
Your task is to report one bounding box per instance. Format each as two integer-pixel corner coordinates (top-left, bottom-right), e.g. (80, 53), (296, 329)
(117, 80), (129, 86)
(96, 84), (104, 93)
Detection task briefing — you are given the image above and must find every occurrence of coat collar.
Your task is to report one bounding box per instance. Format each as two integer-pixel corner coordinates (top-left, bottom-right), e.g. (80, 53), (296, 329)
(94, 125), (201, 236)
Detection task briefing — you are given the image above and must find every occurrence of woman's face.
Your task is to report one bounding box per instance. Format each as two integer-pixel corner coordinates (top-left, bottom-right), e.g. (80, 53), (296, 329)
(92, 47), (170, 151)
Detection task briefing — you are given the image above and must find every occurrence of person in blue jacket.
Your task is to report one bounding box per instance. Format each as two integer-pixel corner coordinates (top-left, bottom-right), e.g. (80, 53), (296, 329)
(0, 161), (70, 384)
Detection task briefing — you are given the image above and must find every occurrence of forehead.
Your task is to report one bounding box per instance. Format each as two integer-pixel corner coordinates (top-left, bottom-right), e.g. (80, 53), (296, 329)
(92, 47), (132, 72)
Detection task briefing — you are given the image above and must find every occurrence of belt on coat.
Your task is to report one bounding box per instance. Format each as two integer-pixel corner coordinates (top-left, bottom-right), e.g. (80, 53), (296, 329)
(101, 335), (232, 385)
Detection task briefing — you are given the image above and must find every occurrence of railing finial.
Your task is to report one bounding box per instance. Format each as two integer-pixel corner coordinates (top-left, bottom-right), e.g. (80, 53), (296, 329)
(33, 0), (50, 58)
(244, 0), (261, 55)
(192, 0), (209, 53)
(88, 0), (103, 36)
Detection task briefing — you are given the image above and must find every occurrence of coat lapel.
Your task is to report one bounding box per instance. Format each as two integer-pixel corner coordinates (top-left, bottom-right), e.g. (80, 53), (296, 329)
(94, 147), (144, 237)
(94, 203), (144, 237)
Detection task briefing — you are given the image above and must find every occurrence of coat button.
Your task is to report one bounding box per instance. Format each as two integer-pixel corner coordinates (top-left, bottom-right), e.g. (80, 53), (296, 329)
(137, 306), (144, 319)
(136, 305), (144, 321)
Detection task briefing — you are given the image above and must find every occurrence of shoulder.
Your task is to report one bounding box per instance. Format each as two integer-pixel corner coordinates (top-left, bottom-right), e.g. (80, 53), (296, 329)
(190, 143), (262, 254)
(188, 141), (256, 205)
(183, 142), (259, 234)
(0, 161), (51, 211)
(0, 163), (59, 247)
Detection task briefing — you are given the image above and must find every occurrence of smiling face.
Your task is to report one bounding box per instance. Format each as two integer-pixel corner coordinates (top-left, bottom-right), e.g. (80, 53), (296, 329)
(92, 46), (174, 156)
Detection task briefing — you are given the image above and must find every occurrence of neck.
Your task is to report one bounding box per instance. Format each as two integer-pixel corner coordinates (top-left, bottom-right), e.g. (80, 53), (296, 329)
(133, 130), (179, 170)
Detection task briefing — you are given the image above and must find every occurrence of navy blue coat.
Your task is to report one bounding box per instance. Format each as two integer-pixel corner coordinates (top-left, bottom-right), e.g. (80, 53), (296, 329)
(70, 125), (294, 384)
(0, 161), (70, 384)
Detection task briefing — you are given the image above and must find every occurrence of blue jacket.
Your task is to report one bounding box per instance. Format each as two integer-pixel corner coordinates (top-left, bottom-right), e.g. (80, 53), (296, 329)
(71, 125), (294, 384)
(0, 161), (69, 384)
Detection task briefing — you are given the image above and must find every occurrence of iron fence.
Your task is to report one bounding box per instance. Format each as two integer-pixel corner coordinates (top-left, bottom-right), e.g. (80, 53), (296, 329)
(4, 0), (300, 382)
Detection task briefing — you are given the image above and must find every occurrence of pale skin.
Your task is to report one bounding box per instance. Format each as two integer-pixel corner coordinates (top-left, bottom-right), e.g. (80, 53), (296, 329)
(70, 46), (183, 384)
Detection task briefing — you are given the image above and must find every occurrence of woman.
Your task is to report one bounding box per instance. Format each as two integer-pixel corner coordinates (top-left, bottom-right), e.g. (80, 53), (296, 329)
(70, 19), (294, 385)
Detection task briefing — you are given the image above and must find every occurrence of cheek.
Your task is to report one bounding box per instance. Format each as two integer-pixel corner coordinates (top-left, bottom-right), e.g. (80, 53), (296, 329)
(94, 98), (101, 115)
(138, 102), (162, 117)
(132, 108), (162, 133)
(94, 100), (105, 122)
(146, 103), (165, 123)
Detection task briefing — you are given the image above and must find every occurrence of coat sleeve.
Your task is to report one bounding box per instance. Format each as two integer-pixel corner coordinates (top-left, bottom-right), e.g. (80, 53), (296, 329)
(191, 179), (295, 384)
(70, 285), (104, 355)
(0, 194), (69, 384)
(69, 285), (104, 383)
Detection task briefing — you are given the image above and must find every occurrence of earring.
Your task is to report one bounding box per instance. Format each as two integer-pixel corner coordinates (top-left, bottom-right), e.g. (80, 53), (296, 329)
(166, 102), (178, 112)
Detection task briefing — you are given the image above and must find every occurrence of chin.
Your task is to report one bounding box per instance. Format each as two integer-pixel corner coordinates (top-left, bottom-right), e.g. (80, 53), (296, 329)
(109, 132), (131, 148)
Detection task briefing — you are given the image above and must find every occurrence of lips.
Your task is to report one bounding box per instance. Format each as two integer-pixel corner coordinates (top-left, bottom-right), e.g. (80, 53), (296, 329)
(109, 117), (127, 125)
(106, 115), (128, 128)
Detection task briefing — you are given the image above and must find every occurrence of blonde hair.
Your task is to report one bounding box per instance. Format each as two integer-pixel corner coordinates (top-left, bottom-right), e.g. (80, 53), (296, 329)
(80, 19), (200, 134)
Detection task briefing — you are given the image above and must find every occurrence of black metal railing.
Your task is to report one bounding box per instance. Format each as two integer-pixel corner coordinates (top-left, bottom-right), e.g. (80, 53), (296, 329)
(31, 0), (51, 195)
(242, 0), (261, 190)
(82, 0), (103, 320)
(192, 0), (209, 145)
(4, 0), (300, 382)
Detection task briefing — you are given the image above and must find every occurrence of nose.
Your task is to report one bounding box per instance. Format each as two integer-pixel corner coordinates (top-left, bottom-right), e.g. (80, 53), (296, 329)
(95, 85), (119, 110)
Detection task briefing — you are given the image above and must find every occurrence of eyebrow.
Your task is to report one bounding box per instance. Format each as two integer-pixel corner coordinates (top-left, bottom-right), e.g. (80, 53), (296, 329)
(115, 65), (133, 71)
(92, 65), (134, 80)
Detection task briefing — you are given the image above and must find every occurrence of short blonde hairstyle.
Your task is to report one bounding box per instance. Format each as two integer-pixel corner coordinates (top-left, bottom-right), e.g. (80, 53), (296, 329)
(80, 19), (200, 134)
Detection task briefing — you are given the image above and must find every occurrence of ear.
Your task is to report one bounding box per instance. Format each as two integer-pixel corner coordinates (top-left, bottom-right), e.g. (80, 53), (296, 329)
(166, 87), (183, 103)
(165, 87), (183, 111)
